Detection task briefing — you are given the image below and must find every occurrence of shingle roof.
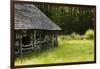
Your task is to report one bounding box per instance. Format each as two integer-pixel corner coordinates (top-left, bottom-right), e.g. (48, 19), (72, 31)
(14, 3), (62, 30)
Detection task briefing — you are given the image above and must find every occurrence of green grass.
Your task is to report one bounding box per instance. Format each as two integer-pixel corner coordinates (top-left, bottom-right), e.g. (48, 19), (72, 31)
(15, 37), (94, 66)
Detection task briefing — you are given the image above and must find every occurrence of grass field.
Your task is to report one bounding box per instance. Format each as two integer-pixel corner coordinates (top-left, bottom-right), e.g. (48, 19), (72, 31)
(15, 37), (94, 66)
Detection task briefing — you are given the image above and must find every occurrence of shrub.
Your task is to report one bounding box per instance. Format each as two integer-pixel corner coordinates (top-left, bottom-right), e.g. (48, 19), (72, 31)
(58, 35), (72, 40)
(59, 32), (83, 40)
(70, 32), (82, 40)
(66, 35), (72, 40)
(85, 29), (94, 40)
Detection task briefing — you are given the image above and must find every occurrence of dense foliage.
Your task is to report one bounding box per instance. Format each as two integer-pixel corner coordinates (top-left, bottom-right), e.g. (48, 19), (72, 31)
(85, 29), (94, 39)
(34, 3), (95, 35)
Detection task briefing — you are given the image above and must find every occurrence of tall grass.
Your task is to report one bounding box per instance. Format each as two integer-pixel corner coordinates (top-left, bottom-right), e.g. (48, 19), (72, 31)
(15, 36), (94, 66)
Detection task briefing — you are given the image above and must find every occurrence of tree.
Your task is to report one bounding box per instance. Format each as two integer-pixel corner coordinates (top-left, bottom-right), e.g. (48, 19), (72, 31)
(34, 3), (95, 35)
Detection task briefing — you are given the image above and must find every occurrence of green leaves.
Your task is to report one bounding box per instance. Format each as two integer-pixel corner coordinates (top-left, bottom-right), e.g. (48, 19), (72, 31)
(34, 4), (95, 35)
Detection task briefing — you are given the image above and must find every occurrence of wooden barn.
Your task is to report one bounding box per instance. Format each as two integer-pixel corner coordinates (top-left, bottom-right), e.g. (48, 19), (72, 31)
(14, 3), (62, 56)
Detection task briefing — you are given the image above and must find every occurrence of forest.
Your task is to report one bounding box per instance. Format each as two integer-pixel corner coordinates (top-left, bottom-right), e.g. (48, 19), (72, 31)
(34, 3), (95, 35)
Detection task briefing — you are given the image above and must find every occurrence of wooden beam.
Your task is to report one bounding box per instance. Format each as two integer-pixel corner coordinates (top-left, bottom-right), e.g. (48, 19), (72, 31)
(39, 33), (42, 51)
(20, 34), (23, 56)
(30, 31), (34, 50)
(54, 31), (58, 47)
(34, 30), (36, 51)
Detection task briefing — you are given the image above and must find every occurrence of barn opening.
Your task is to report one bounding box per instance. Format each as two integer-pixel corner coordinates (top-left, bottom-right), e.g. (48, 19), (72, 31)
(22, 36), (31, 45)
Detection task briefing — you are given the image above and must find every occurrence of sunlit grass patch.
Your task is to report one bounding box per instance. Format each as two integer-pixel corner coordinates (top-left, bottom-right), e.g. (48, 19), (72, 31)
(15, 37), (94, 66)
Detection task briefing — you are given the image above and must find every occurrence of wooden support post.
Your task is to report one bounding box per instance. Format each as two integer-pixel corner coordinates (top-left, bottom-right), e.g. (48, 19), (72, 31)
(39, 34), (42, 51)
(31, 31), (34, 50)
(34, 30), (36, 51)
(56, 32), (58, 47)
(54, 32), (58, 47)
(18, 34), (20, 54)
(20, 34), (23, 56)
